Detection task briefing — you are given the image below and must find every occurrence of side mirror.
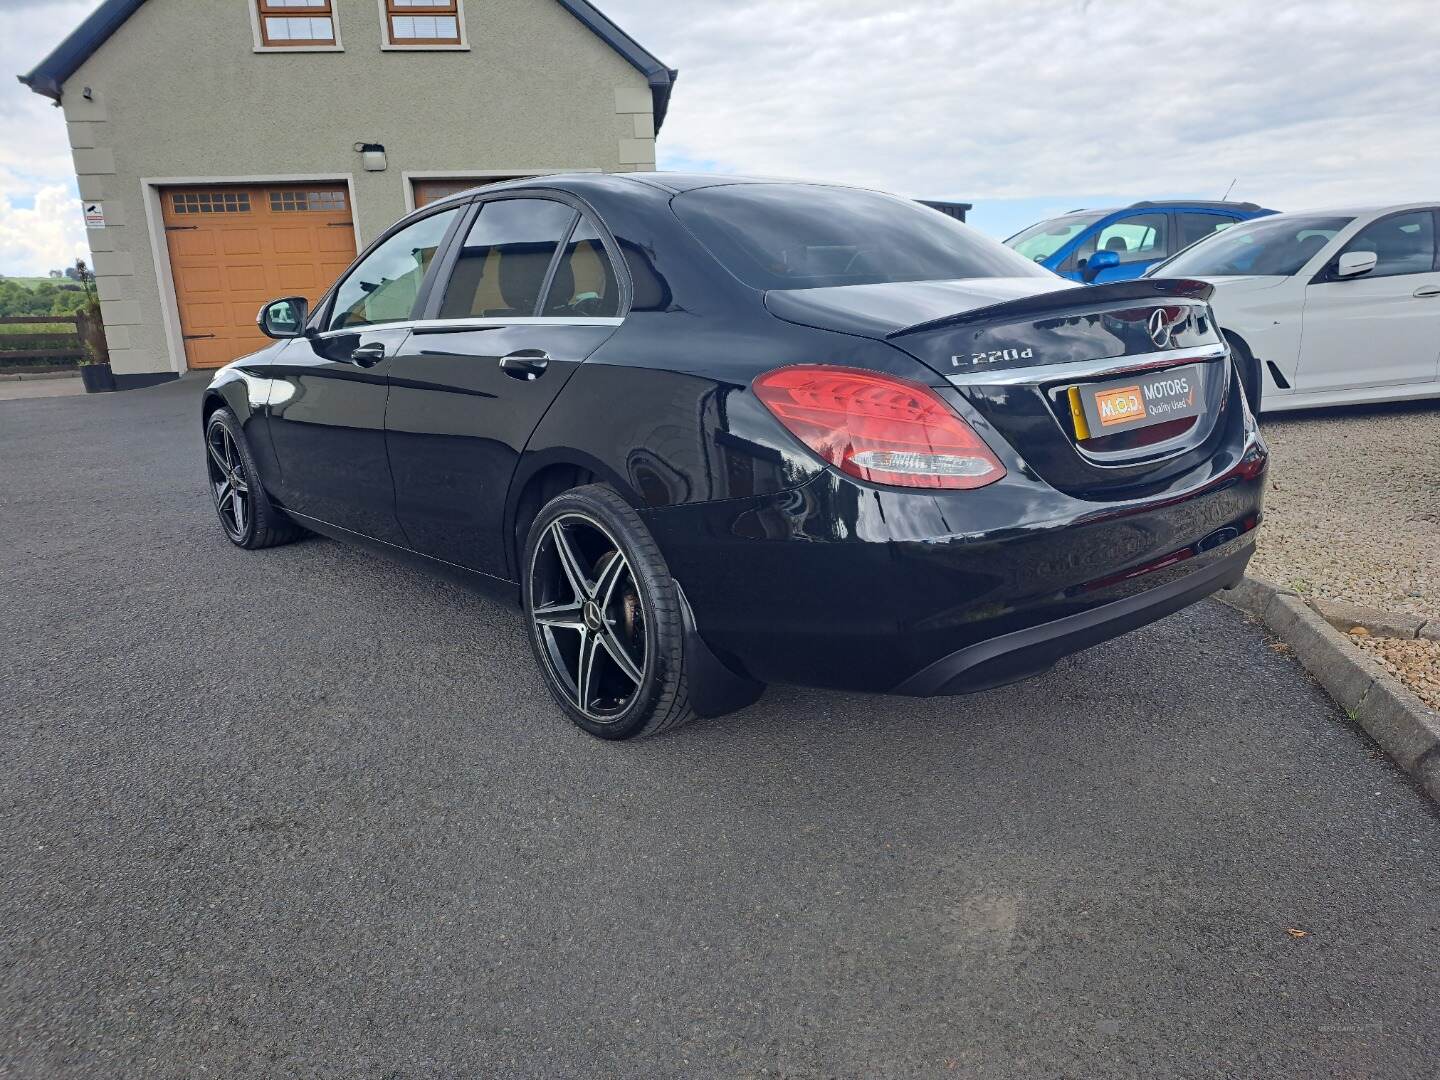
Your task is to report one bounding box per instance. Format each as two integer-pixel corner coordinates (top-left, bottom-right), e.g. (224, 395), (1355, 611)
(258, 296), (310, 339)
(1082, 248), (1120, 283)
(1336, 251), (1378, 279)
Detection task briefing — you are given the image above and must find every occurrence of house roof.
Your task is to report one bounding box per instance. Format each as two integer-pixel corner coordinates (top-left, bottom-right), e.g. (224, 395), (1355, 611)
(18, 0), (678, 129)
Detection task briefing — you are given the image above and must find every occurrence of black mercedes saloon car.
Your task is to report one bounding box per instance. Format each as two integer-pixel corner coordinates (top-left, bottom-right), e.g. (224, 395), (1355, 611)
(203, 173), (1267, 739)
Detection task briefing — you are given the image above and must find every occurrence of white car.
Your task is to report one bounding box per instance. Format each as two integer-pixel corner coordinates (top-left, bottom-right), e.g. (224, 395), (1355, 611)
(1146, 204), (1440, 412)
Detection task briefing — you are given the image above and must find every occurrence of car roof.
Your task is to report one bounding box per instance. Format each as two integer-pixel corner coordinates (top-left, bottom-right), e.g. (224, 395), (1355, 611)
(1255, 202), (1438, 218)
(419, 171), (875, 210)
(1066, 200), (1269, 214)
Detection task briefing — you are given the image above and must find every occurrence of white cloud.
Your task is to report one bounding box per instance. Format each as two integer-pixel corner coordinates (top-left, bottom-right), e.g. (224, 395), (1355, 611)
(0, 180), (88, 277)
(0, 0), (1437, 272)
(1, 0), (94, 274)
(608, 0), (1440, 211)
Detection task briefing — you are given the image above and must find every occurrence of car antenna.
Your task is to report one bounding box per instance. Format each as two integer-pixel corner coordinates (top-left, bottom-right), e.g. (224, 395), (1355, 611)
(1219, 178), (1237, 201)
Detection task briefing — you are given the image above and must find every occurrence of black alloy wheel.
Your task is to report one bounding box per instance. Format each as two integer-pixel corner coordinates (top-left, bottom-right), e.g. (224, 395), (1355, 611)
(206, 416), (252, 543)
(530, 513), (648, 719)
(203, 407), (305, 550)
(523, 485), (695, 739)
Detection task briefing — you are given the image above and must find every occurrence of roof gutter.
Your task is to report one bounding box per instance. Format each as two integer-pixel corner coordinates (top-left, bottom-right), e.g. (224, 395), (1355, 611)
(555, 0), (677, 131)
(18, 0), (147, 104)
(16, 71), (61, 103)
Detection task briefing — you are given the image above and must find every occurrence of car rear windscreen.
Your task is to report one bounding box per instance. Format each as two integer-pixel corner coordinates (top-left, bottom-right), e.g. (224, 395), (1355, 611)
(673, 184), (1052, 291)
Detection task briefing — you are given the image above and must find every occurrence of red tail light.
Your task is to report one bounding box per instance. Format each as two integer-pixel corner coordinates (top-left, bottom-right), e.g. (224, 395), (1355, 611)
(752, 365), (1006, 490)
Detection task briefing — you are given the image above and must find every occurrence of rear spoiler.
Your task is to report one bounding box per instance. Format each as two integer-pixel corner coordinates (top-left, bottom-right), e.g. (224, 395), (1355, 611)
(886, 278), (1216, 339)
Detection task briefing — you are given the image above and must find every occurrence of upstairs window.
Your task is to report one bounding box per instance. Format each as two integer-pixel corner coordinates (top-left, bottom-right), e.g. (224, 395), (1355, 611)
(384, 0), (465, 47)
(257, 0), (336, 47)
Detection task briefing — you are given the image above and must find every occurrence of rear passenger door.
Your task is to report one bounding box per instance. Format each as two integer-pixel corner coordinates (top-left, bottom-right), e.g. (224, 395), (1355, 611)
(384, 196), (625, 577)
(1174, 211), (1240, 257)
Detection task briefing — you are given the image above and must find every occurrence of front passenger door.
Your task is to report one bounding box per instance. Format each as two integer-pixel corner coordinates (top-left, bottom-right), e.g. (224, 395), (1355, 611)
(1073, 212), (1171, 283)
(266, 204), (464, 540)
(1297, 209), (1440, 392)
(385, 199), (624, 577)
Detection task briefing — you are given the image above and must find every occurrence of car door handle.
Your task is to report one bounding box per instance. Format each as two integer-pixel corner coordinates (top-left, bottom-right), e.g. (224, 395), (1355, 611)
(499, 350), (550, 380)
(351, 343), (386, 368)
(1413, 285), (1440, 298)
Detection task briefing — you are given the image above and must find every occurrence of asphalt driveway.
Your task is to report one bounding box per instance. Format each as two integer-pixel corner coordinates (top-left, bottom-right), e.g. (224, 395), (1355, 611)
(3, 377), (1439, 1079)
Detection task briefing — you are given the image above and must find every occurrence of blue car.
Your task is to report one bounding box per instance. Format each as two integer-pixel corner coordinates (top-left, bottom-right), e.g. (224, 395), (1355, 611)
(1006, 200), (1277, 283)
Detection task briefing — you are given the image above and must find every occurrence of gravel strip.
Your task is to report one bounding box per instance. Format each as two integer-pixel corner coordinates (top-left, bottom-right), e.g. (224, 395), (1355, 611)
(1253, 400), (1440, 621)
(1352, 633), (1440, 712)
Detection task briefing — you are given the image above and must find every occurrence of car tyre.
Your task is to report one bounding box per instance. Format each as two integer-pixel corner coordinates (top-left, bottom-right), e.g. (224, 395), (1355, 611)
(204, 407), (305, 550)
(523, 484), (695, 740)
(1224, 331), (1263, 415)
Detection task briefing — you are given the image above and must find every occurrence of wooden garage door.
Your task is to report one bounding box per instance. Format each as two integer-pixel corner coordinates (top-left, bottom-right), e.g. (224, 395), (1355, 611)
(162, 184), (356, 369)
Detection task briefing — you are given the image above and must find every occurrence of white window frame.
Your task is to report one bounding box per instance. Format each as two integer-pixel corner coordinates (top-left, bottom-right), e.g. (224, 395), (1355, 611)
(378, 0), (470, 51)
(249, 0), (345, 53)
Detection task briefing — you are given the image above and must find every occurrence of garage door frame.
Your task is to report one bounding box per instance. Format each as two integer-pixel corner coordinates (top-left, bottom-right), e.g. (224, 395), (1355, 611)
(141, 173), (362, 376)
(400, 168), (600, 213)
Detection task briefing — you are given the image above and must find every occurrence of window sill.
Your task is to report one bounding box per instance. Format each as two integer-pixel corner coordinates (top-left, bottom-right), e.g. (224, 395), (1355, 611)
(381, 43), (471, 51)
(253, 45), (346, 53)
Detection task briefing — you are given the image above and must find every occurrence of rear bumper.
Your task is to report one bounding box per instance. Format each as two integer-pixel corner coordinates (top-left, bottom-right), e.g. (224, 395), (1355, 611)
(640, 430), (1267, 697)
(891, 546), (1250, 696)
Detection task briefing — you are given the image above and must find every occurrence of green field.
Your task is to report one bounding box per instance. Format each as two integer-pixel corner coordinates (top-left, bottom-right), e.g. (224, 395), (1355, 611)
(0, 276), (67, 288)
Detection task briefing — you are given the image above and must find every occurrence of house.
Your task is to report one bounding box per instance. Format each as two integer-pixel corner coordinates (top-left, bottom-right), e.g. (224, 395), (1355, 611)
(19, 0), (675, 388)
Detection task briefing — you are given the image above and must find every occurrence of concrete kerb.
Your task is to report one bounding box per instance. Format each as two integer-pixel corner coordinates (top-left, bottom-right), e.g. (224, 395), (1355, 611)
(0, 371), (81, 382)
(1221, 575), (1440, 804)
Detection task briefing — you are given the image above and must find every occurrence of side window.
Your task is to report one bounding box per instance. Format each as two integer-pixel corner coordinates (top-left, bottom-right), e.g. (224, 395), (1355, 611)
(542, 217), (621, 317)
(1338, 211), (1437, 279)
(438, 199), (578, 319)
(383, 0), (464, 46)
(1176, 213), (1239, 250)
(256, 0), (336, 47)
(329, 207), (460, 331)
(1072, 213), (1170, 268)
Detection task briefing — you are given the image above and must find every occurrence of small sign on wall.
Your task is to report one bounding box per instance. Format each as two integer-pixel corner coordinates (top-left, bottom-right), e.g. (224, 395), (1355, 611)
(83, 202), (106, 228)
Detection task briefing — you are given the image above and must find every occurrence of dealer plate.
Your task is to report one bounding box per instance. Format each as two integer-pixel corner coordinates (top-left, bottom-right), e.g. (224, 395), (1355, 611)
(1069, 364), (1204, 439)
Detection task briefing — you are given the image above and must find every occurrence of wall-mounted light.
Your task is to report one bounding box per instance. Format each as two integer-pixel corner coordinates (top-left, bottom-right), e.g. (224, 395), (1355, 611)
(355, 142), (387, 172)
(83, 86), (94, 100)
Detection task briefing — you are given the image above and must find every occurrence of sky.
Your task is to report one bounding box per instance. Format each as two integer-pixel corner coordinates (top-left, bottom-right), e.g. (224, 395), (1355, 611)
(3, 0), (1439, 276)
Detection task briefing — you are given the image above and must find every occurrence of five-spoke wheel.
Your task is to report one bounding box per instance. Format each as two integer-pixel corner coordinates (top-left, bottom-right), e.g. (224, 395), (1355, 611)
(522, 484), (696, 739)
(529, 513), (648, 721)
(203, 406), (305, 550)
(206, 416), (252, 542)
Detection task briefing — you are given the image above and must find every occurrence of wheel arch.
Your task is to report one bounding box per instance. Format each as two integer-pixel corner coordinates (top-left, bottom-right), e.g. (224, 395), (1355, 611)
(201, 389), (229, 424)
(1221, 328), (1264, 411)
(506, 452), (639, 580)
(200, 372), (255, 428)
